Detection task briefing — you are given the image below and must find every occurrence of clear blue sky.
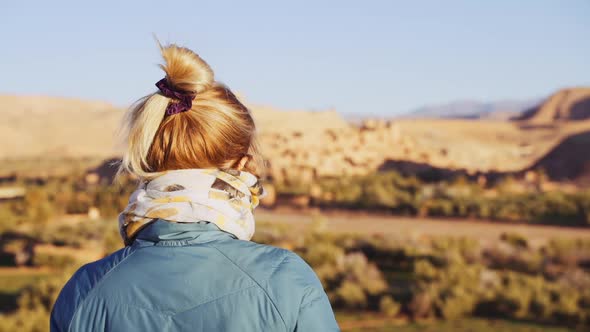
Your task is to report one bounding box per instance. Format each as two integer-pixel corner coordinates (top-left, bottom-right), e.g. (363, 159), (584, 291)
(1, 0), (588, 115)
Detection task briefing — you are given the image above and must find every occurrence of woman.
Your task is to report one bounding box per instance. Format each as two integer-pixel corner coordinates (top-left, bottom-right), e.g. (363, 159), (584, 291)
(50, 43), (339, 331)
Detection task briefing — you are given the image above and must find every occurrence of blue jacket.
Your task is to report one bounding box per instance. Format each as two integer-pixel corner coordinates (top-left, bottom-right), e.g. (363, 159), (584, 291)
(50, 219), (339, 331)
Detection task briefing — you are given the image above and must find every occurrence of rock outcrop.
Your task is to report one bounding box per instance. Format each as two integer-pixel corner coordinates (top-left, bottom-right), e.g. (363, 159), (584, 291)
(513, 87), (590, 123)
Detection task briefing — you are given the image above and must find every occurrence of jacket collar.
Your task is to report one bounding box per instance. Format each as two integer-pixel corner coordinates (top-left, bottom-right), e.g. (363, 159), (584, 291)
(132, 219), (237, 247)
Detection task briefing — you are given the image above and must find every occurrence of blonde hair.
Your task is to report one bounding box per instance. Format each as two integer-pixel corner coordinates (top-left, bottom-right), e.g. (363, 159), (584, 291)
(118, 43), (264, 180)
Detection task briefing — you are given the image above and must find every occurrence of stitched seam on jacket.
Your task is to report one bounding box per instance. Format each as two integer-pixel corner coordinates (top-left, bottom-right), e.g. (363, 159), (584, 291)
(207, 244), (289, 331)
(300, 293), (324, 310)
(91, 285), (258, 317)
(173, 285), (258, 315)
(66, 247), (139, 332)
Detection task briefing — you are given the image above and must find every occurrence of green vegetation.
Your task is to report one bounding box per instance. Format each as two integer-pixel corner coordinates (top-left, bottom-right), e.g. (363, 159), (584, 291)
(0, 269), (72, 332)
(0, 157), (105, 179)
(0, 272), (54, 313)
(1, 169), (590, 331)
(307, 171), (590, 227)
(1, 216), (589, 331)
(340, 317), (577, 332)
(0, 175), (134, 232)
(254, 220), (590, 328)
(3, 168), (588, 231)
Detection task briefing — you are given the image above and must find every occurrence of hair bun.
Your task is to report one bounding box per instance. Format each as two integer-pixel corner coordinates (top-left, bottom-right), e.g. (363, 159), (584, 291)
(158, 43), (214, 94)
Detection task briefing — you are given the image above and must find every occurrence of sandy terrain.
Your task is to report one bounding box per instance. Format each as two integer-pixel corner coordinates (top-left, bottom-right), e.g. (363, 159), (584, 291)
(256, 208), (590, 246)
(1, 87), (589, 182)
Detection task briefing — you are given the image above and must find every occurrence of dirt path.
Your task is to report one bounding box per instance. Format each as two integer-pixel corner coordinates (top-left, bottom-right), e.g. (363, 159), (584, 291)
(255, 208), (590, 244)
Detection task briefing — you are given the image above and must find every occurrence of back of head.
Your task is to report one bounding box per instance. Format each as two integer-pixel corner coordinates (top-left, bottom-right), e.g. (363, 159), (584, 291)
(118, 42), (264, 179)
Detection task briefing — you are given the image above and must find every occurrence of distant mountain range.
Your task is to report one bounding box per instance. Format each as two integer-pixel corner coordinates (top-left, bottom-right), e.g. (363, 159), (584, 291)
(403, 98), (543, 120)
(341, 98), (543, 123)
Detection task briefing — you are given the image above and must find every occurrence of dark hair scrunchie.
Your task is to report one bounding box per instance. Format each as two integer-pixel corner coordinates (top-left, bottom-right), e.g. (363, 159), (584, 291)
(155, 78), (196, 116)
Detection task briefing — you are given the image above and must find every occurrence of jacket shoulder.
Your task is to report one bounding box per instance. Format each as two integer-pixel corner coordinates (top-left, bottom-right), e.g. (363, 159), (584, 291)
(206, 239), (316, 287)
(273, 252), (339, 331)
(50, 246), (136, 332)
(265, 250), (328, 328)
(207, 240), (326, 330)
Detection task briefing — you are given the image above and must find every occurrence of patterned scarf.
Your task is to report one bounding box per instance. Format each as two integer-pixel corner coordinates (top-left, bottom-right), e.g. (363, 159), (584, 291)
(118, 168), (265, 246)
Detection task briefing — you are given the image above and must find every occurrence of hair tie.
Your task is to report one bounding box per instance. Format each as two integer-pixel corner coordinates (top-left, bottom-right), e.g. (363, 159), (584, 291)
(155, 78), (196, 116)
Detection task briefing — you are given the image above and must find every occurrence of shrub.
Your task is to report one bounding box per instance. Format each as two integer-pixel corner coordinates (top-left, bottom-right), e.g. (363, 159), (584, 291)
(305, 172), (590, 227)
(408, 291), (434, 318)
(0, 205), (20, 232)
(301, 242), (344, 268)
(65, 192), (92, 214)
(0, 268), (75, 332)
(379, 295), (401, 317)
(335, 280), (367, 308)
(0, 308), (49, 332)
(32, 252), (76, 270)
(23, 188), (54, 224)
(500, 232), (528, 249)
(434, 285), (478, 320)
(413, 259), (438, 281)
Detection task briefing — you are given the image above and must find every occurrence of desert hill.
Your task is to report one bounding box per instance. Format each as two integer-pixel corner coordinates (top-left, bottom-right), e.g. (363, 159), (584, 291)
(1, 87), (589, 184)
(513, 87), (590, 123)
(529, 130), (590, 182)
(0, 95), (349, 160)
(0, 95), (121, 159)
(258, 87), (590, 184)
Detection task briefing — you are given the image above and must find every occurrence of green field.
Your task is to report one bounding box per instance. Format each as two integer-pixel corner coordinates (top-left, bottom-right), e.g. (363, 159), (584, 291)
(0, 270), (55, 312)
(337, 313), (577, 332)
(347, 319), (576, 332)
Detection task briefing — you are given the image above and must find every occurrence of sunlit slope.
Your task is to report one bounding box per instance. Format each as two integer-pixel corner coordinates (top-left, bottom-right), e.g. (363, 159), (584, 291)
(0, 87), (589, 181)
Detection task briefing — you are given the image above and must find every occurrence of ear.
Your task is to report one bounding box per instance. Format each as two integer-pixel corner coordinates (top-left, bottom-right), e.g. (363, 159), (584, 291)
(236, 155), (250, 171)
